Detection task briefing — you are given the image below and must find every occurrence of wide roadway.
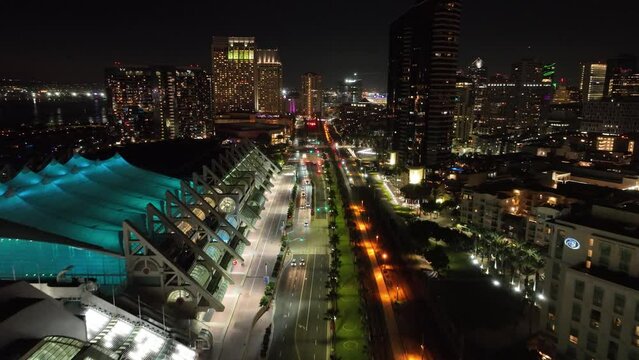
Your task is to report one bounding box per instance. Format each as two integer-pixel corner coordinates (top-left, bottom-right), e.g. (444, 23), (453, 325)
(269, 152), (330, 360)
(208, 165), (293, 360)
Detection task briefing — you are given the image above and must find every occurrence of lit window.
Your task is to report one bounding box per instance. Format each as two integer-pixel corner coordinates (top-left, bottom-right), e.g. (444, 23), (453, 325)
(569, 327), (579, 344)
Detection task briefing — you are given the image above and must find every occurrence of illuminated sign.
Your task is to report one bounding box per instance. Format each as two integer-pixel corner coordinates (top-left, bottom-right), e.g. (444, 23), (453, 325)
(227, 50), (254, 61)
(564, 237), (580, 250)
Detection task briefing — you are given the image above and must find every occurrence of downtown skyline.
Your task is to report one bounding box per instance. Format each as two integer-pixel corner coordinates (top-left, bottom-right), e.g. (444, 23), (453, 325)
(2, 0), (639, 88)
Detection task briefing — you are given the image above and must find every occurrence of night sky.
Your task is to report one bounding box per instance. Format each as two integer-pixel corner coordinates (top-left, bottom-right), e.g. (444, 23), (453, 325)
(1, 0), (637, 90)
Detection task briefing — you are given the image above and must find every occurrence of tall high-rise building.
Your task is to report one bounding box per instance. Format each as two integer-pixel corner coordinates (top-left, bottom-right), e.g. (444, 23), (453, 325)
(301, 72), (322, 119)
(580, 63), (607, 101)
(609, 72), (639, 100)
(387, 0), (462, 168)
(256, 49), (283, 113)
(453, 77), (474, 143)
(604, 54), (637, 98)
(211, 36), (256, 114)
(468, 58), (487, 132)
(511, 58), (553, 130)
(478, 74), (516, 134)
(553, 79), (582, 105)
(338, 74), (363, 104)
(105, 65), (211, 141)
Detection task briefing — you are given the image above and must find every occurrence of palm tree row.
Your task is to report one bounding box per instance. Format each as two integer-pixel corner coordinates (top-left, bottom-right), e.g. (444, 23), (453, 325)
(471, 228), (545, 300)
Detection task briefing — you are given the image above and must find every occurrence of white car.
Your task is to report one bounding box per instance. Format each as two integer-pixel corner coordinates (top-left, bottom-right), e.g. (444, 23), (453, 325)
(304, 221), (309, 227)
(299, 258), (306, 266)
(291, 258), (297, 267)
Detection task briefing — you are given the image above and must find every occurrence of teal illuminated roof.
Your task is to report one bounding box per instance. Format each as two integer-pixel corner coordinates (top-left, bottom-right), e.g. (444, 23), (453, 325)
(0, 154), (182, 254)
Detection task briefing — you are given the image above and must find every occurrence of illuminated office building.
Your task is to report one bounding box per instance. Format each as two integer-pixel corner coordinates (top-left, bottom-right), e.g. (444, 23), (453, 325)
(477, 75), (516, 134)
(511, 58), (553, 130)
(453, 77), (474, 143)
(387, 0), (462, 168)
(105, 65), (211, 142)
(604, 54), (637, 98)
(211, 36), (256, 114)
(580, 63), (607, 101)
(256, 49), (283, 113)
(301, 72), (322, 119)
(609, 73), (639, 101)
(339, 74), (363, 104)
(581, 102), (639, 134)
(553, 80), (581, 105)
(468, 58), (488, 129)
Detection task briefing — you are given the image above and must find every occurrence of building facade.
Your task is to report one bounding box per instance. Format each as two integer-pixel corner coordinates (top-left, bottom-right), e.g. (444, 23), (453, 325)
(477, 76), (516, 134)
(105, 65), (211, 142)
(580, 63), (607, 102)
(581, 102), (639, 135)
(256, 49), (283, 113)
(604, 54), (637, 98)
(211, 36), (256, 114)
(301, 72), (322, 119)
(387, 0), (462, 168)
(609, 73), (639, 101)
(454, 77), (474, 143)
(511, 58), (554, 131)
(338, 75), (363, 104)
(540, 202), (639, 360)
(336, 99), (386, 147)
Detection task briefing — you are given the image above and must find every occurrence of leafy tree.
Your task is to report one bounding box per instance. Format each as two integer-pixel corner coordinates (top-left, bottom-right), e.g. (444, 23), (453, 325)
(255, 132), (271, 147)
(420, 200), (441, 214)
(400, 184), (431, 201)
(423, 245), (449, 274)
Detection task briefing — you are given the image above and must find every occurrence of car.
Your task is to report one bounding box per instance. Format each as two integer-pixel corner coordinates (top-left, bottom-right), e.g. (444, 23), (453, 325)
(305, 179), (310, 185)
(291, 258), (297, 267)
(301, 192), (306, 197)
(304, 221), (309, 227)
(299, 258), (306, 266)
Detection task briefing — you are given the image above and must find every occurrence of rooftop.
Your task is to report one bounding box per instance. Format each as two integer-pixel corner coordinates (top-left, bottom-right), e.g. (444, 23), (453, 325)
(554, 212), (639, 240)
(0, 153), (181, 254)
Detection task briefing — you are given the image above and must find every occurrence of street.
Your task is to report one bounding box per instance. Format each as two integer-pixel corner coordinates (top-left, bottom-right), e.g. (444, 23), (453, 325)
(269, 149), (330, 360)
(206, 165), (294, 360)
(330, 124), (440, 360)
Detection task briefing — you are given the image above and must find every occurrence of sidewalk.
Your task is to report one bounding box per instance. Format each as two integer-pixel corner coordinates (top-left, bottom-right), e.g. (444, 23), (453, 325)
(203, 170), (292, 360)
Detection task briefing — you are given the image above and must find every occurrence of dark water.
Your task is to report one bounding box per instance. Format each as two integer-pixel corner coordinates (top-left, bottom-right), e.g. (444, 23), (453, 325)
(0, 99), (108, 128)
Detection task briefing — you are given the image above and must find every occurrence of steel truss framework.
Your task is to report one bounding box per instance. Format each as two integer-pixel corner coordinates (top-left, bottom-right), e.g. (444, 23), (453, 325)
(122, 142), (279, 317)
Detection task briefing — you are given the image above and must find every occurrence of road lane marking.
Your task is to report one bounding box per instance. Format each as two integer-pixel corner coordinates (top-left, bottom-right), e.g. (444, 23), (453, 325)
(305, 246), (318, 331)
(294, 253), (309, 360)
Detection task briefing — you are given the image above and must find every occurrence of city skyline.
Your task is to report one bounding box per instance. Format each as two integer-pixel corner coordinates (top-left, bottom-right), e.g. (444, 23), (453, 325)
(2, 0), (638, 89)
(2, 1), (639, 360)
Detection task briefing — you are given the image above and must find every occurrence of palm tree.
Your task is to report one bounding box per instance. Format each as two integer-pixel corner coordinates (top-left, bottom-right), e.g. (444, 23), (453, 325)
(503, 245), (520, 285)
